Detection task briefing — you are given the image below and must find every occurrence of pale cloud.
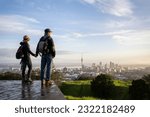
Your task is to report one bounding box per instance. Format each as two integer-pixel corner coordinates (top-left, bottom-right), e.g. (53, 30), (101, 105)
(56, 30), (134, 39)
(104, 18), (136, 29)
(0, 15), (42, 36)
(82, 0), (95, 4)
(85, 30), (134, 36)
(112, 29), (150, 45)
(55, 29), (150, 47)
(72, 28), (150, 46)
(54, 32), (83, 41)
(81, 0), (134, 17)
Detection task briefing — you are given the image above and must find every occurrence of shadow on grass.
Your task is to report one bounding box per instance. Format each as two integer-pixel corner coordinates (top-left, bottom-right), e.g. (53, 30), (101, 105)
(60, 81), (130, 100)
(60, 84), (129, 100)
(111, 86), (129, 100)
(60, 83), (93, 97)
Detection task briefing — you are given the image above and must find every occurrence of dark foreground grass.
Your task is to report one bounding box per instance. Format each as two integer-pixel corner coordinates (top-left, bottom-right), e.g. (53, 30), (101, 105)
(112, 80), (131, 99)
(60, 80), (131, 100)
(60, 80), (99, 100)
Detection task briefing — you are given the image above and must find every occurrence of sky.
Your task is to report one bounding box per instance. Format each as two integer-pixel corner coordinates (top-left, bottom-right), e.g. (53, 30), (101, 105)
(0, 0), (150, 67)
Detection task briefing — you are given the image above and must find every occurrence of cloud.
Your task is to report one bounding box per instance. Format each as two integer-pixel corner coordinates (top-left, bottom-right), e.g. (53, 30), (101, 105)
(84, 30), (134, 36)
(82, 0), (95, 4)
(0, 48), (15, 58)
(55, 30), (134, 39)
(81, 0), (134, 17)
(68, 29), (150, 46)
(55, 29), (150, 47)
(54, 32), (83, 41)
(112, 29), (150, 45)
(0, 15), (42, 36)
(104, 18), (135, 29)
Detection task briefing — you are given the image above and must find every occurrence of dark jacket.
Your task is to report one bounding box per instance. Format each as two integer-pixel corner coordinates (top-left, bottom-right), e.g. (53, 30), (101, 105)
(20, 42), (35, 62)
(36, 35), (56, 57)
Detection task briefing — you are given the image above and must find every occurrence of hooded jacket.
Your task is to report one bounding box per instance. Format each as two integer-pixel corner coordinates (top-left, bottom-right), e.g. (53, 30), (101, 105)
(20, 42), (35, 62)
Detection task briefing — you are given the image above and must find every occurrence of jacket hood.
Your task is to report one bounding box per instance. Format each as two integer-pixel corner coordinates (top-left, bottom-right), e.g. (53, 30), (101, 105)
(20, 42), (25, 45)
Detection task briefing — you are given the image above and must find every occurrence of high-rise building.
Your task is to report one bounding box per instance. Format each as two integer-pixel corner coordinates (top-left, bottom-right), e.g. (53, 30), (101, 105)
(99, 62), (102, 69)
(81, 55), (84, 71)
(92, 63), (96, 69)
(110, 61), (115, 69)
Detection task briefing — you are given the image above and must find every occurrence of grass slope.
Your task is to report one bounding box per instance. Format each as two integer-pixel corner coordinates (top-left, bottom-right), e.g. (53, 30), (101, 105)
(60, 80), (131, 100)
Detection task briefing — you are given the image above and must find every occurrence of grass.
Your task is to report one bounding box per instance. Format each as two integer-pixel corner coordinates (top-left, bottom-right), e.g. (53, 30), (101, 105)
(114, 80), (131, 87)
(60, 80), (131, 100)
(60, 80), (99, 100)
(112, 80), (131, 99)
(60, 80), (91, 97)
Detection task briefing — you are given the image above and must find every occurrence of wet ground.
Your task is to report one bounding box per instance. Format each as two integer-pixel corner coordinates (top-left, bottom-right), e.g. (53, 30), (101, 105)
(0, 80), (65, 100)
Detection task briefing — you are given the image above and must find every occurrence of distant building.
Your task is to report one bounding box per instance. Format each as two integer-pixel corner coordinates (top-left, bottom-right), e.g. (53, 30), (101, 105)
(63, 67), (67, 73)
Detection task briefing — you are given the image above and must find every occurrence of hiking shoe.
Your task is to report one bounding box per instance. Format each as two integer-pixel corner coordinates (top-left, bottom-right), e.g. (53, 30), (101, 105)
(27, 78), (33, 83)
(45, 80), (53, 86)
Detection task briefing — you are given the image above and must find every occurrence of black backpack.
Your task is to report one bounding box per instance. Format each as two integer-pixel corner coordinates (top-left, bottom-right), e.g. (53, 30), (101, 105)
(16, 45), (24, 59)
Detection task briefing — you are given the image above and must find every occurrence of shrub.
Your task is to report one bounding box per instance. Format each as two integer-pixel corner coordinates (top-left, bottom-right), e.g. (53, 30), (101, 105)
(142, 74), (150, 99)
(77, 75), (94, 80)
(143, 74), (150, 84)
(0, 72), (21, 80)
(129, 79), (149, 99)
(91, 74), (115, 99)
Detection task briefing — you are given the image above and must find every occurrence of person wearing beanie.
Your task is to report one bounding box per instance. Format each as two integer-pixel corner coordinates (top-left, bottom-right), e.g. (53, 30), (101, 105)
(36, 28), (56, 86)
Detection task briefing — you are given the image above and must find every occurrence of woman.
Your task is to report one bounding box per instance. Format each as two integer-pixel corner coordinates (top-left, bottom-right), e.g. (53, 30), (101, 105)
(20, 35), (36, 84)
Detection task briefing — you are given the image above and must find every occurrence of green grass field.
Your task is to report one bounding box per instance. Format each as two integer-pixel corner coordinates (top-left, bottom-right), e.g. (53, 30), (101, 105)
(60, 80), (131, 100)
(112, 80), (131, 99)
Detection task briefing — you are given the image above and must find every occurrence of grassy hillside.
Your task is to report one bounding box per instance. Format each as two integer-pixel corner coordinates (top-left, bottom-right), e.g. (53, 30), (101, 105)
(112, 80), (131, 99)
(60, 80), (131, 100)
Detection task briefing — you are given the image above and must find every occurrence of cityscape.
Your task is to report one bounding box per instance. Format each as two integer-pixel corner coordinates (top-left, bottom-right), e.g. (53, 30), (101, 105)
(1, 56), (150, 81)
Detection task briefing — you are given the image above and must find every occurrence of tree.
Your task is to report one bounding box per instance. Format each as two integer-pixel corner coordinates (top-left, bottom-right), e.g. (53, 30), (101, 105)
(129, 79), (149, 99)
(142, 74), (150, 99)
(143, 74), (150, 84)
(91, 74), (115, 99)
(77, 74), (94, 80)
(51, 70), (64, 85)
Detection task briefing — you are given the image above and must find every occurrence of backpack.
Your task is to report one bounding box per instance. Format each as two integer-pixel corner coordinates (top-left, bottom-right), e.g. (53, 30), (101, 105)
(38, 37), (48, 54)
(16, 45), (24, 59)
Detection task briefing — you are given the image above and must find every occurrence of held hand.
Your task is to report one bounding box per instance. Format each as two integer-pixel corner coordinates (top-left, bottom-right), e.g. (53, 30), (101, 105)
(33, 54), (37, 57)
(36, 53), (38, 57)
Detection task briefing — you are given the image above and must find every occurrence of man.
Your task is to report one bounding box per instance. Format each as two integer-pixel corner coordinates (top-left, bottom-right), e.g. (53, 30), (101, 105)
(36, 28), (56, 86)
(20, 35), (36, 84)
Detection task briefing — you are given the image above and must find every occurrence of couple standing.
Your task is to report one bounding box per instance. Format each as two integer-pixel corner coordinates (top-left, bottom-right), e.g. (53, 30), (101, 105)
(20, 28), (55, 86)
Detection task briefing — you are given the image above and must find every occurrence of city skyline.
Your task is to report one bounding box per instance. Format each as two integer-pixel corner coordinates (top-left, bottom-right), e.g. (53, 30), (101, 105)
(0, 0), (150, 66)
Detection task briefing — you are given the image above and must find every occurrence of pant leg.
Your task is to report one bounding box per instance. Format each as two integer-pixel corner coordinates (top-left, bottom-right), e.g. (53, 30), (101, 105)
(46, 54), (52, 80)
(21, 61), (27, 81)
(27, 59), (32, 79)
(40, 55), (47, 80)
